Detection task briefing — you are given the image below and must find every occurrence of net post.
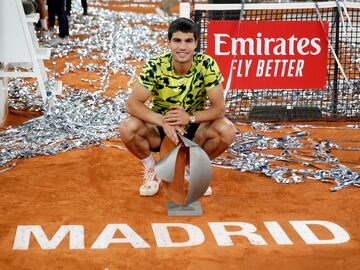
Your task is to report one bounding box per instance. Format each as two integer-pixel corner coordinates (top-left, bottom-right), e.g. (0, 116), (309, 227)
(332, 5), (340, 118)
(179, 2), (191, 18)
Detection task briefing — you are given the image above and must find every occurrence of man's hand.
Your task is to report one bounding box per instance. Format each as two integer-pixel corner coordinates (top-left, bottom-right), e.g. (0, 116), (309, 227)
(163, 105), (190, 126)
(162, 122), (179, 145)
(162, 121), (187, 145)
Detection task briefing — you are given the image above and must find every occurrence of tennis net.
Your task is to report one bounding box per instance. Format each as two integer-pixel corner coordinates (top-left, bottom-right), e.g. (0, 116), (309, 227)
(180, 1), (360, 122)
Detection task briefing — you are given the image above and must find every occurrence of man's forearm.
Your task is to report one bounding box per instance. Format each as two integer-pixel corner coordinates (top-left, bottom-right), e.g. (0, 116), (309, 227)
(192, 106), (226, 123)
(126, 101), (163, 126)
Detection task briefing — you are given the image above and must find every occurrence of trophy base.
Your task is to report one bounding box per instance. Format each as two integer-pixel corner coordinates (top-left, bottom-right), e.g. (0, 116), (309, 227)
(166, 200), (203, 216)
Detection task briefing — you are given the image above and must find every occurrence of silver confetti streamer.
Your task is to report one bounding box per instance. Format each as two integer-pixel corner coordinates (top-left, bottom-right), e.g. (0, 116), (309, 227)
(213, 124), (360, 191)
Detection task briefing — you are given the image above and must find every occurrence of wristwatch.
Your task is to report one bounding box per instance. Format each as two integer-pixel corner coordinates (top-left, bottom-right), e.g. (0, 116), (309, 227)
(188, 112), (196, 124)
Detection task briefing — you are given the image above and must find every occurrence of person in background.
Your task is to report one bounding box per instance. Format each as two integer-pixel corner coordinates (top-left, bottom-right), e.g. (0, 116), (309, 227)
(36, 0), (48, 31)
(47, 0), (70, 44)
(119, 18), (236, 197)
(66, 0), (88, 16)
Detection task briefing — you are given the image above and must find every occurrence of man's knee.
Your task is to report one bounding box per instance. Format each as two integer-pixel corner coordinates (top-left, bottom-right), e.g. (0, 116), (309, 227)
(119, 117), (143, 141)
(213, 118), (236, 145)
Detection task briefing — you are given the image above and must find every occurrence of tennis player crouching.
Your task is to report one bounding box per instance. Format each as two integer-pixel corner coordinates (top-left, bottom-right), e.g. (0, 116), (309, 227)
(119, 18), (236, 196)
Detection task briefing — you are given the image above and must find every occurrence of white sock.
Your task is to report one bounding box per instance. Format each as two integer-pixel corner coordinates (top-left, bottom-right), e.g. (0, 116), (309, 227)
(142, 154), (155, 169)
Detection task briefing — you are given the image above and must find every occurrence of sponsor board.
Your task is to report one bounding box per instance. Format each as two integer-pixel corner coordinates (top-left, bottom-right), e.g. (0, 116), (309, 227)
(207, 21), (328, 89)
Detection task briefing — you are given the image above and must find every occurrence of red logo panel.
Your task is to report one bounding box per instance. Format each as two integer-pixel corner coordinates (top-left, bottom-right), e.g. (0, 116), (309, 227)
(207, 21), (328, 89)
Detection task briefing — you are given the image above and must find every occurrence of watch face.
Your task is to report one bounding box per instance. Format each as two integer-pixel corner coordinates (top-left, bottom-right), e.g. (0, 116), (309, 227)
(190, 115), (196, 123)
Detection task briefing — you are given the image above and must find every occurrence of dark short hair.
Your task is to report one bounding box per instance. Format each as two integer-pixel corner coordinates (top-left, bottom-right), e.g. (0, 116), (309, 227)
(168, 17), (199, 41)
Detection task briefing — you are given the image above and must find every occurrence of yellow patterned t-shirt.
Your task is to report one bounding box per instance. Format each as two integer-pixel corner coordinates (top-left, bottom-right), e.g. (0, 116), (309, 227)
(138, 52), (224, 116)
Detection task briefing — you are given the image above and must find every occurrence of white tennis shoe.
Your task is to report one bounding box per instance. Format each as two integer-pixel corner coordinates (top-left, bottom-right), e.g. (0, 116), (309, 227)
(203, 186), (212, 196)
(140, 168), (161, 196)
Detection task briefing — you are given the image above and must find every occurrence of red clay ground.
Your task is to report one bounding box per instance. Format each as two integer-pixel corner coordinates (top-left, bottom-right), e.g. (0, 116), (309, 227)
(0, 122), (359, 270)
(0, 2), (360, 270)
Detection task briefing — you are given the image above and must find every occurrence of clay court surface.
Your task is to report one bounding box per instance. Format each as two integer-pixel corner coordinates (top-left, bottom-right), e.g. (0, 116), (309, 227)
(1, 1), (360, 270)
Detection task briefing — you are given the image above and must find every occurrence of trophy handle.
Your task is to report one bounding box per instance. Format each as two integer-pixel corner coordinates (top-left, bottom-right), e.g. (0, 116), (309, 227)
(160, 136), (189, 206)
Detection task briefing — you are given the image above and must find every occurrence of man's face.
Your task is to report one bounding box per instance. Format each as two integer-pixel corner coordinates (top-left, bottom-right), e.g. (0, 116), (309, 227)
(169, 31), (197, 65)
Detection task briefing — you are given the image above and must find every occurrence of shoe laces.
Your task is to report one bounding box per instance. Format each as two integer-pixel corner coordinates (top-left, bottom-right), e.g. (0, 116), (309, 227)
(143, 168), (157, 185)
